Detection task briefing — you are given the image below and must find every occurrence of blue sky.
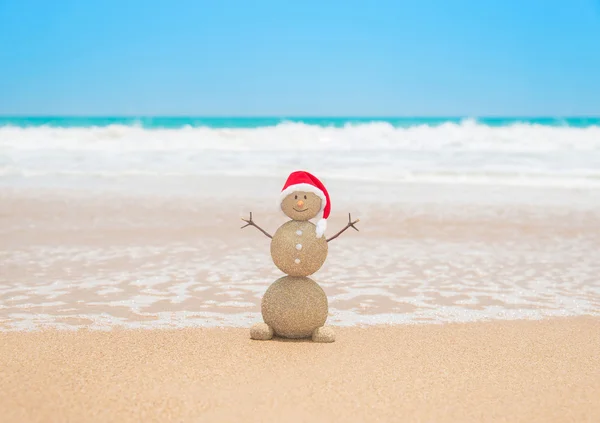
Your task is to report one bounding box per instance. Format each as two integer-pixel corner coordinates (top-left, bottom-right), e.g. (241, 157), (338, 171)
(0, 0), (599, 116)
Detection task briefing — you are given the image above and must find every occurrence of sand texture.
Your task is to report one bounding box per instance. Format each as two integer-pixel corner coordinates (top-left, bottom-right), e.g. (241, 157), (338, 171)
(270, 220), (328, 276)
(1, 317), (599, 423)
(261, 275), (329, 339)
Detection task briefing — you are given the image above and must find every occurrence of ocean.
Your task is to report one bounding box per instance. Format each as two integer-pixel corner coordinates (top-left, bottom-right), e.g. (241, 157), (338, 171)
(2, 116), (600, 128)
(1, 116), (600, 191)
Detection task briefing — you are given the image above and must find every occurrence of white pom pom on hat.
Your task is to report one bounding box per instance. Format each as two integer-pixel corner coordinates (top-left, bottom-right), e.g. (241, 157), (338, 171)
(278, 170), (330, 238)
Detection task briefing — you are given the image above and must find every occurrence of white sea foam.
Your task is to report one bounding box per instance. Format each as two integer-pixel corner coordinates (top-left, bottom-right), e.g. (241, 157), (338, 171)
(1, 121), (600, 189)
(1, 236), (599, 331)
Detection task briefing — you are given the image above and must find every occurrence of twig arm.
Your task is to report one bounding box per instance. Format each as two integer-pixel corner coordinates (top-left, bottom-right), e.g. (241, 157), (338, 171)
(326, 213), (360, 242)
(241, 212), (272, 239)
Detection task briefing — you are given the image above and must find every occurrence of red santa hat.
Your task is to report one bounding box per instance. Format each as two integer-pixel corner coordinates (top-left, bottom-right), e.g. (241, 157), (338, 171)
(279, 170), (330, 238)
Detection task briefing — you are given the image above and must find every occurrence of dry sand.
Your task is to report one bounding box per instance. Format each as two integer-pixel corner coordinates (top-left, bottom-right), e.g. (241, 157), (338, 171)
(1, 317), (599, 423)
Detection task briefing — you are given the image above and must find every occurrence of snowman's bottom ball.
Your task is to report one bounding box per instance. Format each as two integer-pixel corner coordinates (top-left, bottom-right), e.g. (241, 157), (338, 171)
(262, 276), (328, 339)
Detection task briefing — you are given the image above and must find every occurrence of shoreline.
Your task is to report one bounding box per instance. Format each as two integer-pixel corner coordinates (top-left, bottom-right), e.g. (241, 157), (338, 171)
(1, 317), (599, 422)
(2, 186), (599, 331)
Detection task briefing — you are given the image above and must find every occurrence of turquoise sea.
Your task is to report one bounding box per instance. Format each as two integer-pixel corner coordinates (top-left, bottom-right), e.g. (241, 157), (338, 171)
(1, 116), (599, 129)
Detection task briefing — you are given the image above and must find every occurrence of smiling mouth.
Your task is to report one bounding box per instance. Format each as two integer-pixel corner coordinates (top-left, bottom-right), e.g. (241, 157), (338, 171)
(293, 208), (309, 212)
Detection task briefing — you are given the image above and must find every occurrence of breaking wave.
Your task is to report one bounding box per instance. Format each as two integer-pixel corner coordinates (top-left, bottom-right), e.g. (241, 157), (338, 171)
(1, 120), (600, 188)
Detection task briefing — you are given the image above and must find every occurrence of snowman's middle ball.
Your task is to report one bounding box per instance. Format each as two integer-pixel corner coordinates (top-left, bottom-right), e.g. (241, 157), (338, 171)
(270, 220), (328, 276)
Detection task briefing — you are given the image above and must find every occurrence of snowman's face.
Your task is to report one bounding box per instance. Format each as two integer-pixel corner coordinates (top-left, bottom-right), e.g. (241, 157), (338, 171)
(281, 191), (322, 221)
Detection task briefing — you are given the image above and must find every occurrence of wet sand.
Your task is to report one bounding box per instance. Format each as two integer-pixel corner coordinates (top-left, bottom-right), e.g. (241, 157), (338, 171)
(2, 186), (599, 329)
(1, 317), (599, 423)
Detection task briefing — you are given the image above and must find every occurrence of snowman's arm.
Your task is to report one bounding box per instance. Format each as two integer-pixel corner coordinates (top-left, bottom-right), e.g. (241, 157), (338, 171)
(326, 213), (360, 242)
(241, 212), (273, 239)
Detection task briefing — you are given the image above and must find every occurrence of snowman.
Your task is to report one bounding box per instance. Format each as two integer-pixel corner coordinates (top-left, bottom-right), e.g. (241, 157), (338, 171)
(241, 170), (359, 343)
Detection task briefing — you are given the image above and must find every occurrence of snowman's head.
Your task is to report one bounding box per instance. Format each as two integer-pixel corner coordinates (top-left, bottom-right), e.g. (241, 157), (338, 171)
(280, 191), (322, 221)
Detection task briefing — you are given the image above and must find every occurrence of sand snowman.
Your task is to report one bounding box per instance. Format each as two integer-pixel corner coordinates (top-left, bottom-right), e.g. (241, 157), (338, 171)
(241, 170), (359, 343)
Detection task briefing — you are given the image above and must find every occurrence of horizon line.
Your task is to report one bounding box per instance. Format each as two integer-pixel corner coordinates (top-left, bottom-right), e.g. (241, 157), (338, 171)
(1, 115), (600, 119)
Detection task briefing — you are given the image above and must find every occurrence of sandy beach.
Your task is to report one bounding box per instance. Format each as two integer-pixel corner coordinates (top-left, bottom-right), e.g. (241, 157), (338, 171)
(1, 317), (599, 423)
(1, 175), (599, 422)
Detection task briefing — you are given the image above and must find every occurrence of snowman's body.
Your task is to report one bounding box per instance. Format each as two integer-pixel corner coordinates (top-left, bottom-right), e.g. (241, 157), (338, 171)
(270, 220), (328, 277)
(260, 220), (330, 340)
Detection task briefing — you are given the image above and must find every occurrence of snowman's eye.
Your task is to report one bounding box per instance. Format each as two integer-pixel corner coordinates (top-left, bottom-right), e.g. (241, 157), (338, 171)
(294, 195), (297, 199)
(304, 195), (307, 199)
